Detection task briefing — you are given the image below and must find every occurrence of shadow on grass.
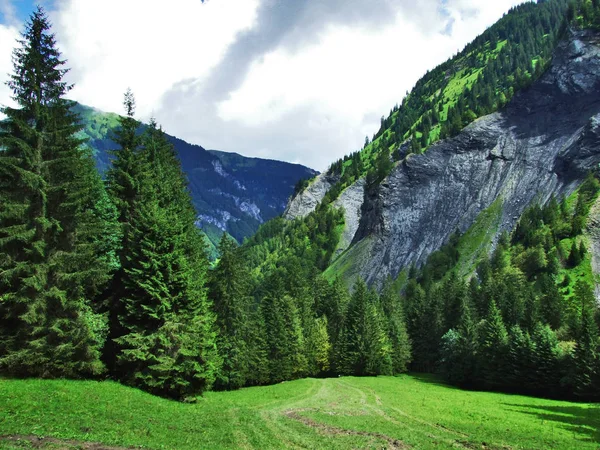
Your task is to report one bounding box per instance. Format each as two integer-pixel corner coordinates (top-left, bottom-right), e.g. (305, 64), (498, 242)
(408, 373), (464, 391)
(504, 403), (600, 444)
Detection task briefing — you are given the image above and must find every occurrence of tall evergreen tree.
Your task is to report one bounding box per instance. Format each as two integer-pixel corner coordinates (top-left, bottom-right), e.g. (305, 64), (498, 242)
(0, 7), (112, 378)
(506, 325), (536, 392)
(107, 114), (219, 399)
(573, 304), (599, 399)
(440, 296), (478, 387)
(209, 234), (254, 389)
(104, 90), (144, 372)
(478, 300), (509, 389)
(337, 280), (392, 376)
(531, 324), (561, 393)
(380, 279), (412, 374)
(261, 284), (306, 382)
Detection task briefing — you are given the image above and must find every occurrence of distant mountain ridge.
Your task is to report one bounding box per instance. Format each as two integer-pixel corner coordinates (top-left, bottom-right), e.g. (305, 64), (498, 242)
(73, 103), (317, 255)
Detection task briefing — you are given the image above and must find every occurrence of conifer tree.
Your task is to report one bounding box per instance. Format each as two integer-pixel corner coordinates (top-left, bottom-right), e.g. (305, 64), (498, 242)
(537, 274), (564, 330)
(0, 7), (112, 377)
(107, 113), (219, 399)
(210, 234), (254, 389)
(568, 240), (582, 267)
(315, 277), (349, 373)
(244, 307), (270, 386)
(506, 325), (536, 392)
(380, 280), (412, 374)
(573, 304), (599, 399)
(479, 300), (509, 389)
(531, 324), (561, 393)
(440, 297), (478, 387)
(260, 272), (307, 382)
(337, 280), (392, 376)
(104, 90), (144, 372)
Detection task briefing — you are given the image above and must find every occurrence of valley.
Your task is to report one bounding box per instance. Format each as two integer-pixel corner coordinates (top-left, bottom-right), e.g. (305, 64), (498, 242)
(74, 103), (316, 254)
(1, 375), (598, 449)
(1, 1), (600, 449)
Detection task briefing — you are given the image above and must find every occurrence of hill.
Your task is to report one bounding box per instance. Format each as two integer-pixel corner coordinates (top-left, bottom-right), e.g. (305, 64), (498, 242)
(1, 375), (598, 449)
(226, 0), (600, 400)
(73, 103), (317, 254)
(285, 0), (600, 289)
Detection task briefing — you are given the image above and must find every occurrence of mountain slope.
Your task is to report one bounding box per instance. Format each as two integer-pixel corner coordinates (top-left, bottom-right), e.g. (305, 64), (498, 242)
(289, 0), (571, 208)
(287, 7), (600, 289)
(73, 104), (317, 252)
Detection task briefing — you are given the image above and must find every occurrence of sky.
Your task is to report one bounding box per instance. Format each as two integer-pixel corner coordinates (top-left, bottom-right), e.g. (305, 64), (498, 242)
(0, 0), (528, 170)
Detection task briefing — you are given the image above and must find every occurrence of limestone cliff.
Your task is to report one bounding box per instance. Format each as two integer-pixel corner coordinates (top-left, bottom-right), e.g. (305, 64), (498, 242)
(287, 29), (600, 288)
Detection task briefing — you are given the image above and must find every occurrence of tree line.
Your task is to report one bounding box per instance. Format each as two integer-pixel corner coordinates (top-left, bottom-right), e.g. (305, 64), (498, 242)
(0, 8), (412, 401)
(405, 175), (600, 400)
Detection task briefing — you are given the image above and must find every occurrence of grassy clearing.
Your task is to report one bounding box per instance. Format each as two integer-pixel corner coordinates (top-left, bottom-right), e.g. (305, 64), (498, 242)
(455, 198), (504, 277)
(0, 374), (597, 449)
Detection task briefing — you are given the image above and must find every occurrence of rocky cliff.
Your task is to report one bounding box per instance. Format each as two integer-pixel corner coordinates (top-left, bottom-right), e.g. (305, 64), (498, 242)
(288, 29), (600, 288)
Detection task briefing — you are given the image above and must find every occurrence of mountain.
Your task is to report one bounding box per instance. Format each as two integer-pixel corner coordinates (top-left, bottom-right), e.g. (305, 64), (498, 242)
(284, 0), (600, 290)
(73, 103), (317, 254)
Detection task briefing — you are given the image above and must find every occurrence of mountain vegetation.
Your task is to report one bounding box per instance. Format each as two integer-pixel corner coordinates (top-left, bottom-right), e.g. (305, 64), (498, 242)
(1, 0), (600, 414)
(408, 174), (600, 400)
(323, 0), (570, 204)
(74, 103), (316, 254)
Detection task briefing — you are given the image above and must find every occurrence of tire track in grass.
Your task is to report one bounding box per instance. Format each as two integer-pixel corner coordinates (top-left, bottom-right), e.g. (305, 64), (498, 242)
(336, 379), (474, 449)
(227, 408), (252, 450)
(283, 409), (411, 449)
(259, 409), (305, 450)
(0, 435), (134, 449)
(261, 380), (337, 449)
(288, 380), (420, 447)
(344, 380), (514, 450)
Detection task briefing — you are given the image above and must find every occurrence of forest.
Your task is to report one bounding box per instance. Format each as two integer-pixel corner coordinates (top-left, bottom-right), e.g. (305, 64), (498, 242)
(0, 0), (599, 406)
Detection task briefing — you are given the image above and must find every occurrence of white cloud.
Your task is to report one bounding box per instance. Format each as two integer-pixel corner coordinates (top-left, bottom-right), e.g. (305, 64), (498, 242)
(0, 0), (17, 26)
(0, 23), (19, 111)
(197, 0), (526, 169)
(51, 0), (260, 117)
(0, 0), (529, 170)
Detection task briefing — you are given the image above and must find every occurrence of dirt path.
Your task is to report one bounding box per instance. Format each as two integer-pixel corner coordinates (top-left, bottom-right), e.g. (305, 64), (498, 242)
(0, 435), (138, 449)
(283, 409), (411, 449)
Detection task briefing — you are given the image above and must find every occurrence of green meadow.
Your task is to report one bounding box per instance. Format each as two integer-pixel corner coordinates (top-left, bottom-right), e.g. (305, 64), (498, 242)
(1, 374), (597, 449)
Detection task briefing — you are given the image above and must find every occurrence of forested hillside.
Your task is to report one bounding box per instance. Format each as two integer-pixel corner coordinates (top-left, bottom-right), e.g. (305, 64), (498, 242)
(316, 0), (570, 205)
(73, 103), (317, 254)
(235, 0), (600, 400)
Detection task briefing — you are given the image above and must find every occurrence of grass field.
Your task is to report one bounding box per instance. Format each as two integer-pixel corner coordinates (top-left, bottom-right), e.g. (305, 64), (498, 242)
(1, 374), (598, 449)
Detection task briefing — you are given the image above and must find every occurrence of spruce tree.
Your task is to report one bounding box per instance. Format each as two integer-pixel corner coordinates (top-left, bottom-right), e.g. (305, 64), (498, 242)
(531, 324), (561, 394)
(573, 305), (599, 399)
(479, 300), (509, 389)
(537, 274), (564, 330)
(209, 234), (253, 389)
(0, 7), (112, 378)
(260, 272), (307, 382)
(315, 277), (349, 372)
(108, 113), (219, 399)
(440, 296), (478, 387)
(506, 325), (536, 392)
(104, 89), (144, 372)
(380, 279), (412, 374)
(337, 280), (392, 376)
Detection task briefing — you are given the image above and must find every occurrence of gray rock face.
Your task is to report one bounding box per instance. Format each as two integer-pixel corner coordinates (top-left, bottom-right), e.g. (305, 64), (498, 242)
(333, 179), (366, 257)
(284, 173), (338, 219)
(343, 30), (600, 287)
